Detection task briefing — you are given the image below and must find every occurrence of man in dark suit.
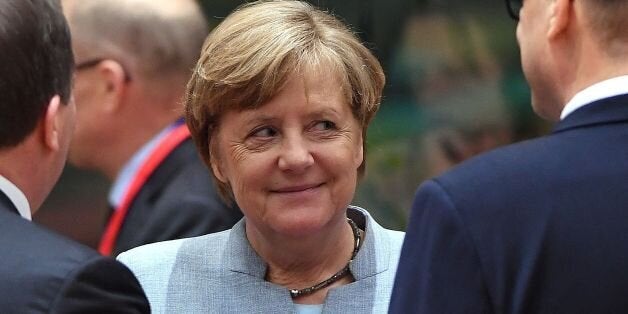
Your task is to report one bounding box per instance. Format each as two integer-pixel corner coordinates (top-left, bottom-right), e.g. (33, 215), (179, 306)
(0, 0), (149, 312)
(62, 0), (242, 256)
(390, 0), (628, 313)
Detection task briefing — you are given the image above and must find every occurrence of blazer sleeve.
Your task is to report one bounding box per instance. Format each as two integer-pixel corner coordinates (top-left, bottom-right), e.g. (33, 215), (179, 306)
(389, 179), (493, 313)
(50, 256), (150, 314)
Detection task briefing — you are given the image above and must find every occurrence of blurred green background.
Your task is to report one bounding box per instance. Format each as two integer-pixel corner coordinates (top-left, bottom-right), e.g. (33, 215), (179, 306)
(37, 0), (547, 247)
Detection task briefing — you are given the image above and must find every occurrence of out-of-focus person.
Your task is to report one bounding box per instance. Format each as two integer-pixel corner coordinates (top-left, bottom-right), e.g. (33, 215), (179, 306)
(390, 0), (628, 312)
(118, 1), (405, 312)
(0, 0), (149, 312)
(62, 0), (242, 256)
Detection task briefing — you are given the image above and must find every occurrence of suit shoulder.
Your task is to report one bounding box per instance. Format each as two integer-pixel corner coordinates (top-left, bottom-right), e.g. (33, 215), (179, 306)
(50, 256), (150, 313)
(435, 135), (560, 189)
(0, 212), (148, 312)
(118, 230), (231, 275)
(117, 230), (231, 310)
(1, 212), (98, 265)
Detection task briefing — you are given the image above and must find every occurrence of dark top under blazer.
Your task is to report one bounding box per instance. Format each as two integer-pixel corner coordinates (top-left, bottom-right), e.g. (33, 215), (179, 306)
(390, 95), (628, 314)
(112, 138), (242, 256)
(0, 192), (150, 313)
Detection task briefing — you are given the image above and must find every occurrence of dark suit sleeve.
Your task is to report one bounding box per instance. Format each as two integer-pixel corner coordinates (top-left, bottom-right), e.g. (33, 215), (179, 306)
(389, 180), (493, 313)
(50, 256), (150, 314)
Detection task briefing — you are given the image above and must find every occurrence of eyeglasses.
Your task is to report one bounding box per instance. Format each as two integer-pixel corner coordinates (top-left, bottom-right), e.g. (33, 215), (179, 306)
(75, 58), (133, 82)
(506, 0), (523, 21)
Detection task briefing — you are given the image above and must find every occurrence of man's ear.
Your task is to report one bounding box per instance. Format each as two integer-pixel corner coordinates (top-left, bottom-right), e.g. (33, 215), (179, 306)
(547, 0), (572, 39)
(97, 60), (129, 113)
(43, 95), (62, 151)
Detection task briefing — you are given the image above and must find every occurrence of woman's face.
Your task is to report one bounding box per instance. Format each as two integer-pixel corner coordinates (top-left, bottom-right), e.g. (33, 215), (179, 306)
(212, 71), (363, 238)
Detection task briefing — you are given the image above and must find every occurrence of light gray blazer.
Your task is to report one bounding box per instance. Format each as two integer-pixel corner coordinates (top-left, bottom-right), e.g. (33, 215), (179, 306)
(118, 206), (404, 313)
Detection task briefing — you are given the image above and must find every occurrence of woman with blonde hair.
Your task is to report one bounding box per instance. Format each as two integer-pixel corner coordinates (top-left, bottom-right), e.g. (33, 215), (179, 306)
(119, 1), (404, 312)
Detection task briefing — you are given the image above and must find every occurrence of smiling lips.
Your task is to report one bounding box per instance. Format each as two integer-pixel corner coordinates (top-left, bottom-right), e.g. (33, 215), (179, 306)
(272, 183), (324, 193)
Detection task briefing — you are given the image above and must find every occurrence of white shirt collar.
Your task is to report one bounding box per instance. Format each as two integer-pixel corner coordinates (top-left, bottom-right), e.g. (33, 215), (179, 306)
(108, 122), (179, 208)
(0, 175), (32, 220)
(561, 75), (628, 120)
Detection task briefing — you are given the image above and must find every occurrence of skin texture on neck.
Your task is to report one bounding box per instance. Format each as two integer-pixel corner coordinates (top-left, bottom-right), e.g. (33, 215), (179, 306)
(66, 49), (184, 180)
(521, 0), (628, 120)
(96, 86), (184, 180)
(0, 137), (45, 213)
(63, 0), (193, 180)
(0, 96), (73, 214)
(249, 214), (356, 304)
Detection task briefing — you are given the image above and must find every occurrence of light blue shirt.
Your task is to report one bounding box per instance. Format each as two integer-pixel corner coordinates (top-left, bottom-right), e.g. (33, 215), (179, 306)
(108, 123), (179, 208)
(295, 304), (323, 314)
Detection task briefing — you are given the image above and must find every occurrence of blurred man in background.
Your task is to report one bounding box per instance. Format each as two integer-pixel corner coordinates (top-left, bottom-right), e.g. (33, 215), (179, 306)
(0, 0), (149, 312)
(391, 0), (628, 312)
(62, 0), (242, 256)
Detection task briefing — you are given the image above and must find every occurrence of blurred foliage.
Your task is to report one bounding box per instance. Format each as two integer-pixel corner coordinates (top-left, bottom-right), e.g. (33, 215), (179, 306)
(42, 0), (549, 245)
(239, 1), (542, 230)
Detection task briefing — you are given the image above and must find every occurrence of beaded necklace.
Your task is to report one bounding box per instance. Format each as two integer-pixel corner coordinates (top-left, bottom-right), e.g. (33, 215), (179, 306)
(289, 218), (362, 298)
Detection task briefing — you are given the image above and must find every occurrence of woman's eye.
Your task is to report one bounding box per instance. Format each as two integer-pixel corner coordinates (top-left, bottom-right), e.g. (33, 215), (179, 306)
(312, 120), (336, 131)
(251, 127), (277, 138)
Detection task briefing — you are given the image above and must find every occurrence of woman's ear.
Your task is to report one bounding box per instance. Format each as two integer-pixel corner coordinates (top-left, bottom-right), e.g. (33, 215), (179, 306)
(356, 130), (364, 165)
(210, 146), (228, 183)
(211, 162), (226, 183)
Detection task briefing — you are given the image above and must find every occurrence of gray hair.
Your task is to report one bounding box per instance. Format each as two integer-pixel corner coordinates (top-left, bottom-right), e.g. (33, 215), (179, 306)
(582, 0), (628, 55)
(68, 0), (209, 80)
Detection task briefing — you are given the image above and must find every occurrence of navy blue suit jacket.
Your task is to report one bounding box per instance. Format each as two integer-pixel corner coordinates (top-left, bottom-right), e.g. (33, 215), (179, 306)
(113, 138), (242, 256)
(390, 95), (628, 313)
(0, 192), (150, 313)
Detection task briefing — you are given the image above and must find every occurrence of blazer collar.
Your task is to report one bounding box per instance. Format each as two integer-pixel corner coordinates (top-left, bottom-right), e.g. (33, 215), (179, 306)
(0, 175), (31, 220)
(0, 190), (19, 216)
(554, 94), (628, 134)
(223, 206), (393, 280)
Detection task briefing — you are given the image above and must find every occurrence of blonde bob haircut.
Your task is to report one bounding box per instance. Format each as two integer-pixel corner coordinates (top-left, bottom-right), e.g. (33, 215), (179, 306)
(185, 0), (385, 201)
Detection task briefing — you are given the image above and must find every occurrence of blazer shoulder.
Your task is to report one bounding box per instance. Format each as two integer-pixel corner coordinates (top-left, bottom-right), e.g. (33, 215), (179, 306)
(51, 256), (150, 313)
(118, 230), (231, 281)
(117, 230), (231, 311)
(118, 236), (189, 272)
(0, 214), (148, 313)
(435, 134), (562, 192)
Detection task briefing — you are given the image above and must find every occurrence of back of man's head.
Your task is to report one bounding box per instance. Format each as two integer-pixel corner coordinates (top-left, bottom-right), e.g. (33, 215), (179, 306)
(68, 0), (208, 85)
(63, 0), (210, 176)
(0, 0), (74, 149)
(583, 0), (628, 55)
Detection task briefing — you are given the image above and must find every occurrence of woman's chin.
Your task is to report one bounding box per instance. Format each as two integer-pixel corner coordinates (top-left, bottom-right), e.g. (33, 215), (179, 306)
(266, 212), (337, 238)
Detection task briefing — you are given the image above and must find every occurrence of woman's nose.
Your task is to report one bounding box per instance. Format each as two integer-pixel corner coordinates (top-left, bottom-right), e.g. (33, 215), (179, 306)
(277, 134), (314, 173)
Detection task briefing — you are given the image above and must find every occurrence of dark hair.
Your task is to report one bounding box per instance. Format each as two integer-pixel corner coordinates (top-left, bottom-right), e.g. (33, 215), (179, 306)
(0, 0), (74, 149)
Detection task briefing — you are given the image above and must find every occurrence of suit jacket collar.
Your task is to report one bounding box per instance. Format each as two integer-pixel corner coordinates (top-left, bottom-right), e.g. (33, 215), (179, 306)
(0, 190), (18, 215)
(108, 120), (184, 208)
(554, 94), (628, 134)
(223, 206), (393, 280)
(0, 175), (30, 220)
